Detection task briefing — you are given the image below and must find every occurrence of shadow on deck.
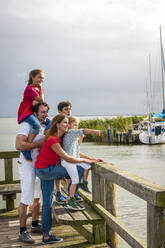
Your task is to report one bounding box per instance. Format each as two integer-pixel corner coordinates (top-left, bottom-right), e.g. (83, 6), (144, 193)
(0, 213), (109, 248)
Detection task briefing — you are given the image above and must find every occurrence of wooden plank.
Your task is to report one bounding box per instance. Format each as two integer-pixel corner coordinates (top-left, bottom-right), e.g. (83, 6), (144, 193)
(0, 184), (21, 195)
(78, 192), (146, 248)
(82, 201), (103, 222)
(0, 151), (20, 159)
(72, 224), (94, 243)
(53, 203), (73, 224)
(54, 202), (104, 225)
(92, 162), (165, 207)
(147, 203), (165, 248)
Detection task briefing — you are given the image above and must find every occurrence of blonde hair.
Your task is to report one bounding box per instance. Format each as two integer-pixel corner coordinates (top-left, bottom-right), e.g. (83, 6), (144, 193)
(69, 116), (79, 124)
(28, 69), (44, 85)
(45, 114), (67, 141)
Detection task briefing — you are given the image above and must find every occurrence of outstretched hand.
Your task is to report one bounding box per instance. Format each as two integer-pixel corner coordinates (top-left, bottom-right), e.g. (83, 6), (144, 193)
(96, 130), (103, 136)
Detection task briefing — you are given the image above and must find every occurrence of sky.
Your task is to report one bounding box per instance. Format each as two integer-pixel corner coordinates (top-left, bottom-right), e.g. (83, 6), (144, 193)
(1, 0), (165, 117)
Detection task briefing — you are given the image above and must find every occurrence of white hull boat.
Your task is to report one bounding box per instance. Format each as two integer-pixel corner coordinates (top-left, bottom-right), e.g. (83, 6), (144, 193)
(139, 27), (165, 145)
(139, 120), (165, 144)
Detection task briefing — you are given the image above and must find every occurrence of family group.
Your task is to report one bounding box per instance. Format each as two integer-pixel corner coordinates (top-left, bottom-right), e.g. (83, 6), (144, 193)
(16, 69), (103, 245)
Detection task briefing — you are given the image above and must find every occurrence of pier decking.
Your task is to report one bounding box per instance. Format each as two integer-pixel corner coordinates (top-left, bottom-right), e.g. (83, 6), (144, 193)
(1, 151), (165, 248)
(0, 213), (109, 248)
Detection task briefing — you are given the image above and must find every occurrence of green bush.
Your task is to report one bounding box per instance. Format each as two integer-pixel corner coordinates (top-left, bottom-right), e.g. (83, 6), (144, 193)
(79, 116), (146, 144)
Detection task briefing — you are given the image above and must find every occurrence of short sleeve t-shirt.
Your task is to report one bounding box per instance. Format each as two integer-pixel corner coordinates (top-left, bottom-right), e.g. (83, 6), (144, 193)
(18, 85), (43, 124)
(35, 134), (61, 169)
(62, 129), (83, 158)
(17, 122), (45, 165)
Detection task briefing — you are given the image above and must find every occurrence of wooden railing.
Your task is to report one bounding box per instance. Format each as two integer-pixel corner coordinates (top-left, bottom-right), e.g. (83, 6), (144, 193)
(78, 162), (165, 248)
(1, 151), (165, 247)
(0, 151), (20, 211)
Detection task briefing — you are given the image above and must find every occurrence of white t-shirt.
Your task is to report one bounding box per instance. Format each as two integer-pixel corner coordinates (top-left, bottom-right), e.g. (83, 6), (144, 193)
(17, 122), (45, 165)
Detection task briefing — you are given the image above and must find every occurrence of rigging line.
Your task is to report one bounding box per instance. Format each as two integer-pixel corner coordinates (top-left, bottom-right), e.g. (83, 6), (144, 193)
(149, 54), (153, 113)
(160, 25), (165, 109)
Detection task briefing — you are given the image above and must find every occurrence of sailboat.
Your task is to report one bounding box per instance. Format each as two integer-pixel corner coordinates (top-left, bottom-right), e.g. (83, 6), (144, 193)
(139, 26), (165, 144)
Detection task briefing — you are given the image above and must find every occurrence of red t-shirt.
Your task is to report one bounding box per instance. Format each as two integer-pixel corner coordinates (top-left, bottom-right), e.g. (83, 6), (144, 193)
(18, 85), (42, 124)
(35, 134), (61, 169)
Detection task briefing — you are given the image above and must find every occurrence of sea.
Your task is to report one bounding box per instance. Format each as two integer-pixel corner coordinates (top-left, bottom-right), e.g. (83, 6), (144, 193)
(0, 117), (165, 248)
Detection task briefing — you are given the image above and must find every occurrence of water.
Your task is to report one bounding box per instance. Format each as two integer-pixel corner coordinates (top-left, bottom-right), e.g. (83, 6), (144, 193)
(0, 118), (165, 247)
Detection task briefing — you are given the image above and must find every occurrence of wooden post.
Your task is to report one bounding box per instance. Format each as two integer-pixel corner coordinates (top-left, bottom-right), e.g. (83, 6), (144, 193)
(127, 129), (132, 144)
(147, 203), (165, 248)
(120, 133), (124, 144)
(113, 129), (117, 144)
(4, 158), (14, 210)
(105, 180), (118, 248)
(92, 170), (106, 244)
(4, 158), (13, 183)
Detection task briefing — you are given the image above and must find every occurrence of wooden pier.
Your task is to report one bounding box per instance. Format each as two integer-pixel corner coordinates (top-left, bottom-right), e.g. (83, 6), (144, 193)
(113, 129), (140, 145)
(1, 151), (165, 248)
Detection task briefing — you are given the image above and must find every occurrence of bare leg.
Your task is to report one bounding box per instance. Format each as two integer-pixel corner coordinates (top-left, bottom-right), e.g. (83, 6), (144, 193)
(83, 169), (90, 181)
(19, 203), (29, 227)
(66, 184), (77, 202)
(55, 180), (61, 192)
(31, 198), (40, 221)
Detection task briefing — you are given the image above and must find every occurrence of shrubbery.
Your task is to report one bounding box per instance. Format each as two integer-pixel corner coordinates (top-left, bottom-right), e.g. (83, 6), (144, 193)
(79, 116), (146, 143)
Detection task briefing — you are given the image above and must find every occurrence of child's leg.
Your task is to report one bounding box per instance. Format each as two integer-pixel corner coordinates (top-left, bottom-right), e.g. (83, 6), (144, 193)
(83, 169), (90, 181)
(55, 180), (61, 192)
(21, 115), (41, 161)
(77, 163), (91, 193)
(55, 180), (66, 204)
(61, 161), (79, 202)
(24, 114), (41, 142)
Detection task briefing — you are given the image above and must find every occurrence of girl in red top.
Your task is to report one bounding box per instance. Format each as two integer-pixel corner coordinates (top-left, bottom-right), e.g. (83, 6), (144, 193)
(35, 114), (99, 244)
(18, 69), (45, 160)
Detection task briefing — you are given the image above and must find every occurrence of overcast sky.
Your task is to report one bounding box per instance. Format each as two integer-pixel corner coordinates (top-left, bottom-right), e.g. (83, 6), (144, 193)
(1, 0), (165, 117)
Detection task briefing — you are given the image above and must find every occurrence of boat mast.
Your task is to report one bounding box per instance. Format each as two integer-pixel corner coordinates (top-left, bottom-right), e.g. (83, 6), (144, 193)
(160, 26), (165, 109)
(149, 54), (153, 115)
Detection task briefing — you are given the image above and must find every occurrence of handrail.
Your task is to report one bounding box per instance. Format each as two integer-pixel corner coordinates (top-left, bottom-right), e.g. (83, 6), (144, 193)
(90, 162), (165, 248)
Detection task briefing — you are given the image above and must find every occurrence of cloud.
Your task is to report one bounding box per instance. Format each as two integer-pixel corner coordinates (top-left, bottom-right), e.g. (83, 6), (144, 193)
(0, 0), (165, 117)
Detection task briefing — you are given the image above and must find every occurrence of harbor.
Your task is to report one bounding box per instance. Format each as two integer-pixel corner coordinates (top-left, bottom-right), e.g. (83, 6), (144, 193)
(1, 118), (165, 247)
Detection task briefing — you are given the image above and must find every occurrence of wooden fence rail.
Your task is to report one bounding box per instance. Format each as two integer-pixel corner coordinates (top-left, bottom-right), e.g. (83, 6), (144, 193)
(88, 162), (165, 248)
(0, 151), (165, 247)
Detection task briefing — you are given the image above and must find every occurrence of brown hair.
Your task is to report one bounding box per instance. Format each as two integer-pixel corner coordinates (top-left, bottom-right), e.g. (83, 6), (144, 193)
(32, 101), (50, 114)
(45, 114), (67, 141)
(28, 69), (44, 85)
(69, 116), (79, 124)
(57, 101), (72, 112)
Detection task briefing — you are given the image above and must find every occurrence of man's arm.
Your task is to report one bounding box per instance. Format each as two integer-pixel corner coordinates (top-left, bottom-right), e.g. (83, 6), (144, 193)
(15, 134), (44, 151)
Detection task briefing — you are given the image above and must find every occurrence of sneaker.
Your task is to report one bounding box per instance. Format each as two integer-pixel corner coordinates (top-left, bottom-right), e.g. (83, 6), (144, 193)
(31, 223), (42, 234)
(64, 197), (80, 211)
(21, 150), (32, 161)
(76, 201), (86, 211)
(42, 235), (63, 244)
(56, 192), (66, 205)
(19, 231), (34, 243)
(74, 193), (83, 202)
(80, 181), (91, 193)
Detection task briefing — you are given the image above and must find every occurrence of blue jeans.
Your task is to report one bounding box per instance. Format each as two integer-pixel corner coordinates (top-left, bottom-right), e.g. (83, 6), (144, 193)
(35, 165), (84, 236)
(24, 114), (41, 134)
